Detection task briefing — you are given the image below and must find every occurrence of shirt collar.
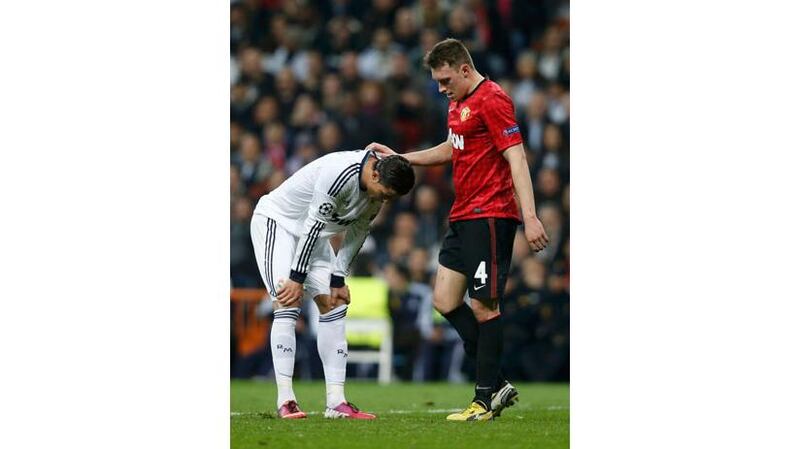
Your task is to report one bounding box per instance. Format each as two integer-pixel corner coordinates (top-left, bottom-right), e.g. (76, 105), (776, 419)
(358, 149), (375, 192)
(460, 77), (486, 102)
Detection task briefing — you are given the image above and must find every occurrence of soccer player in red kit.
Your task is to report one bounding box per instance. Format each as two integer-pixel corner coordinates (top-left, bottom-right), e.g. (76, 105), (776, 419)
(370, 38), (549, 421)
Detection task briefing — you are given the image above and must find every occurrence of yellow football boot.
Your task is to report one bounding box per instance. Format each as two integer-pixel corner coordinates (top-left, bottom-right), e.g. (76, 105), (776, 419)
(446, 401), (493, 421)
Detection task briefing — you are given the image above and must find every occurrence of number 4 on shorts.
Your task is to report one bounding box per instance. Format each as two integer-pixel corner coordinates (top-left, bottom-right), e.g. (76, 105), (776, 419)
(474, 261), (488, 286)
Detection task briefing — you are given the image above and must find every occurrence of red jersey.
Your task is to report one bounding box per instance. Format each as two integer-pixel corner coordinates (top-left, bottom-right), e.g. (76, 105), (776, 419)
(446, 79), (522, 223)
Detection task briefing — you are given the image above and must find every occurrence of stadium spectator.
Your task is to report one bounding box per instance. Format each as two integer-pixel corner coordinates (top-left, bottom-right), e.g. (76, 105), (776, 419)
(385, 262), (432, 380)
(358, 28), (401, 81)
(511, 51), (543, 109)
(523, 92), (548, 153)
(252, 96), (280, 134)
(534, 167), (563, 204)
(502, 256), (546, 380)
(413, 184), (446, 250)
(392, 7), (419, 51)
(316, 121), (344, 154)
(235, 47), (272, 97)
(535, 25), (566, 83)
(235, 133), (272, 191)
(408, 246), (433, 285)
(231, 196), (261, 288)
(231, 165), (245, 199)
(363, 0), (399, 36)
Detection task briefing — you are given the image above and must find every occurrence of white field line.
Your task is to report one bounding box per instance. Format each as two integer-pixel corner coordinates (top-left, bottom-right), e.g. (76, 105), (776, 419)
(231, 405), (568, 417)
(230, 408), (460, 417)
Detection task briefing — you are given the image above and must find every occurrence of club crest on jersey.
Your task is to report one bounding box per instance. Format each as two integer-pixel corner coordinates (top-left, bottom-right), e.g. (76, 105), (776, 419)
(318, 202), (334, 216)
(460, 106), (471, 122)
(448, 128), (464, 150)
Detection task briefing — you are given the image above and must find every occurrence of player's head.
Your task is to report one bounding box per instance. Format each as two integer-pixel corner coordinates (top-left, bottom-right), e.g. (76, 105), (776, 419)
(366, 154), (415, 201)
(424, 38), (477, 101)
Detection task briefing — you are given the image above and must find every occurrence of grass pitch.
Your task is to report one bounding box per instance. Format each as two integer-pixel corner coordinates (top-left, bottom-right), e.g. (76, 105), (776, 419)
(231, 380), (569, 449)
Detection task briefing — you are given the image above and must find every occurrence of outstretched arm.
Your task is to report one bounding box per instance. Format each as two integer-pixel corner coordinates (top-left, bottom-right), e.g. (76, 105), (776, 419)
(503, 144), (549, 252)
(368, 140), (453, 166)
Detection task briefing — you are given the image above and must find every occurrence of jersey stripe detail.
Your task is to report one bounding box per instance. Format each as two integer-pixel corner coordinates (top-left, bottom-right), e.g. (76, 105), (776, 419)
(330, 168), (359, 197)
(488, 218), (497, 298)
(319, 309), (348, 322)
(294, 220), (325, 274)
(327, 163), (359, 196)
(299, 221), (325, 273)
(341, 231), (369, 277)
(327, 164), (359, 197)
(274, 308), (301, 320)
(269, 218), (278, 296)
(264, 218), (277, 297)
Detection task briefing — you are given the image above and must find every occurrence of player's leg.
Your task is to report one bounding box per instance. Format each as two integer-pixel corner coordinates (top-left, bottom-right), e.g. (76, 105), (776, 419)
(312, 292), (348, 411)
(250, 215), (305, 418)
(435, 223), (478, 364)
(436, 222), (493, 421)
(312, 293), (376, 420)
(468, 218), (519, 417)
(446, 218), (518, 421)
(307, 244), (375, 419)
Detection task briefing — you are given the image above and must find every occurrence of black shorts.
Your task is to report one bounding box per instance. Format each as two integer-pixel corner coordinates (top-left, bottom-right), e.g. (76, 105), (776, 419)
(438, 218), (518, 300)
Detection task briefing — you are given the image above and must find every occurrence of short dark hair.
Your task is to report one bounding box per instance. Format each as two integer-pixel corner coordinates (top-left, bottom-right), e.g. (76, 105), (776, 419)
(376, 155), (415, 196)
(423, 38), (475, 70)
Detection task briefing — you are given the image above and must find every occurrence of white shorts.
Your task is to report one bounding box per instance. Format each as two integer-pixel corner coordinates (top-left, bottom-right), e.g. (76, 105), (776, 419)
(250, 213), (333, 302)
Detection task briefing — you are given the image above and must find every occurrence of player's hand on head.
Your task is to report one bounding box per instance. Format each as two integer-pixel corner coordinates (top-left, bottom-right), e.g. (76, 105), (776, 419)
(276, 279), (304, 307)
(525, 217), (549, 252)
(367, 142), (397, 156)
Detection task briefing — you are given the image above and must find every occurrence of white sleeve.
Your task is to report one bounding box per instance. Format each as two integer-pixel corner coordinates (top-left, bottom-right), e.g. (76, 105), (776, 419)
(288, 166), (353, 284)
(330, 214), (373, 285)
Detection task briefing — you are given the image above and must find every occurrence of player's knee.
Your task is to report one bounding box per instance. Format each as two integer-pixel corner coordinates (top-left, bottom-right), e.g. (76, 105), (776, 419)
(432, 291), (458, 314)
(314, 294), (335, 315)
(471, 298), (500, 323)
(314, 294), (348, 315)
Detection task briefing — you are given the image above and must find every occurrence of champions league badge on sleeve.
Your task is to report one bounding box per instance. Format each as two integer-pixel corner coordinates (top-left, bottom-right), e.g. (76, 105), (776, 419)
(318, 202), (334, 217)
(503, 124), (520, 137)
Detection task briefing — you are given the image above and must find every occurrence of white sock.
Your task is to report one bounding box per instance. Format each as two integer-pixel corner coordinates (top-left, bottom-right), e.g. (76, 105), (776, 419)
(271, 307), (300, 408)
(317, 304), (348, 408)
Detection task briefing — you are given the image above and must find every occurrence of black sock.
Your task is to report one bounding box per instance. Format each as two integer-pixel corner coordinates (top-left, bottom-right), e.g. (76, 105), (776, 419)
(442, 303), (479, 359)
(475, 315), (504, 405)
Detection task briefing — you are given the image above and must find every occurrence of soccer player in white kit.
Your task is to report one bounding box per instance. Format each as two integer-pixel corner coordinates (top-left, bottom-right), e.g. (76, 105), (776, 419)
(250, 149), (415, 419)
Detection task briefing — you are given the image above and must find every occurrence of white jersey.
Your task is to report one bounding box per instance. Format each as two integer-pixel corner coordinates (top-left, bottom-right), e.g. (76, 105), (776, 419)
(253, 149), (382, 282)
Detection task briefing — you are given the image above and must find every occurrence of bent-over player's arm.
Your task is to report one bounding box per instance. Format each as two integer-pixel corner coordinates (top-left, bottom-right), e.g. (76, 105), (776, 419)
(369, 140), (453, 166)
(331, 214), (373, 286)
(503, 144), (549, 252)
(328, 211), (376, 305)
(277, 171), (342, 305)
(289, 188), (336, 283)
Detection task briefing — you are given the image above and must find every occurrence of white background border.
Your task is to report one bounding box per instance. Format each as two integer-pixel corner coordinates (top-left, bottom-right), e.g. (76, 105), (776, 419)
(2, 1), (800, 448)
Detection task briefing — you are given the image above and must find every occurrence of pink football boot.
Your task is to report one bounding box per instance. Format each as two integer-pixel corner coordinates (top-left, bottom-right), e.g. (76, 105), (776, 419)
(324, 402), (376, 420)
(277, 400), (307, 419)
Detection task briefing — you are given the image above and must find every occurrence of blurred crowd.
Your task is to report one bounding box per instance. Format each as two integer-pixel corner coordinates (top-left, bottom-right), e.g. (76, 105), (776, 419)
(231, 0), (569, 382)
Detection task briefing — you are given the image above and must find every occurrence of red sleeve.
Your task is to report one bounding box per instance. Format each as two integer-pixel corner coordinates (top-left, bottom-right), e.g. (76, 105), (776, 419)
(483, 91), (523, 152)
